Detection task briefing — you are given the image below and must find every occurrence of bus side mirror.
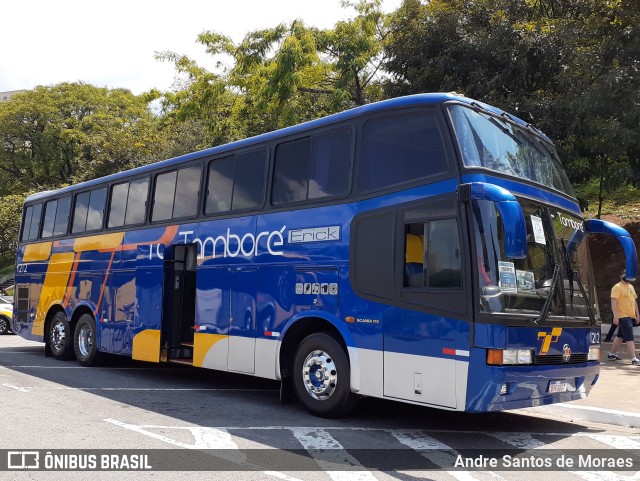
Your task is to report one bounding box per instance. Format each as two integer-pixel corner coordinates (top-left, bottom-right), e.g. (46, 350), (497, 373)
(585, 219), (637, 281)
(458, 182), (527, 259)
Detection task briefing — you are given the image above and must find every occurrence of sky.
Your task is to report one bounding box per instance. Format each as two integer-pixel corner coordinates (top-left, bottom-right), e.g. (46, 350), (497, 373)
(1, 0), (400, 95)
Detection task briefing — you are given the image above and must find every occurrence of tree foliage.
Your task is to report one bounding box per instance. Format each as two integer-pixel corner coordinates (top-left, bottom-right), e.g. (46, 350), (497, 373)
(0, 0), (637, 231)
(383, 0), (640, 216)
(0, 193), (26, 259)
(156, 0), (388, 144)
(0, 83), (161, 194)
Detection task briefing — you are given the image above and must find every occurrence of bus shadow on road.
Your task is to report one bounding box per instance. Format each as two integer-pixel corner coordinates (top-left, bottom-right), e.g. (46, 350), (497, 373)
(0, 340), (601, 436)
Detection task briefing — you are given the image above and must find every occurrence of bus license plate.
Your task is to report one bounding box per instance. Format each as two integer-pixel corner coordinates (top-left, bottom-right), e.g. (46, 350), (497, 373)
(548, 380), (567, 393)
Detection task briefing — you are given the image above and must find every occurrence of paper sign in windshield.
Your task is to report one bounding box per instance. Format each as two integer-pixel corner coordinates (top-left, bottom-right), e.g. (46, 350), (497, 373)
(531, 215), (546, 245)
(517, 270), (535, 293)
(498, 261), (517, 292)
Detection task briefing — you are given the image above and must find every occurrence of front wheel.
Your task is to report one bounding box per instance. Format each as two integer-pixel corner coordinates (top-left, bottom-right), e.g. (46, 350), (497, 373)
(0, 316), (10, 335)
(292, 332), (359, 418)
(74, 314), (104, 367)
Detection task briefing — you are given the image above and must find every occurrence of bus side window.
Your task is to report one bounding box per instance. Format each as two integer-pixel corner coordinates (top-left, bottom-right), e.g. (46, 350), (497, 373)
(152, 171), (177, 222)
(125, 178), (149, 225)
(72, 188), (106, 233)
(272, 128), (351, 206)
(53, 196), (71, 236)
(404, 228), (425, 288)
(173, 166), (201, 218)
(232, 150), (266, 211)
(206, 156), (234, 214)
(28, 203), (43, 241)
(273, 137), (311, 205)
(42, 196), (70, 238)
(20, 205), (34, 242)
(359, 111), (448, 193)
(403, 220), (462, 289)
(41, 200), (58, 238)
(309, 128), (351, 199)
(21, 204), (43, 242)
(427, 219), (462, 288)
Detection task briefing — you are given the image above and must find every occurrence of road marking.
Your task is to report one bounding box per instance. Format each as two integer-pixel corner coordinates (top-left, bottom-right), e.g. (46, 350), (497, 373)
(103, 420), (640, 479)
(391, 430), (487, 481)
(487, 432), (635, 481)
(0, 385), (276, 392)
(0, 350), (44, 353)
(1, 383), (30, 392)
(485, 432), (544, 449)
(103, 419), (303, 481)
(585, 434), (640, 451)
(4, 366), (168, 369)
(289, 428), (377, 481)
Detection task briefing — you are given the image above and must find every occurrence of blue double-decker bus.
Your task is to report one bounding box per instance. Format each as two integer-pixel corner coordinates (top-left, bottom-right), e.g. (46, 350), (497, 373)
(14, 93), (637, 417)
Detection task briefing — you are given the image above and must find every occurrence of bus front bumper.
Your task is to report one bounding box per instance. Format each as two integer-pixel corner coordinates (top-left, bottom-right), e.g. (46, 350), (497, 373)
(465, 353), (600, 412)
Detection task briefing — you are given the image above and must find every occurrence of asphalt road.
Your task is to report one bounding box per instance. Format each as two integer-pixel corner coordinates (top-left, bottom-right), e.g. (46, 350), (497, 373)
(0, 335), (638, 481)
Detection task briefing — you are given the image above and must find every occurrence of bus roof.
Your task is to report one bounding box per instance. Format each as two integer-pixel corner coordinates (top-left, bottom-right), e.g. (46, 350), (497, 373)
(25, 93), (546, 203)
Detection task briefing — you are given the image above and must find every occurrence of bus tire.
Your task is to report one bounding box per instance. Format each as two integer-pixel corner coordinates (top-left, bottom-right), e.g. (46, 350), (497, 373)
(0, 316), (10, 335)
(49, 311), (75, 360)
(74, 314), (104, 367)
(292, 332), (359, 418)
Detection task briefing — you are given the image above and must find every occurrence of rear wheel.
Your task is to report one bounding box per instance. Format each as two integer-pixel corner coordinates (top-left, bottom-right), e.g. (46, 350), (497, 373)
(74, 314), (103, 367)
(49, 311), (75, 360)
(292, 332), (359, 418)
(0, 316), (10, 335)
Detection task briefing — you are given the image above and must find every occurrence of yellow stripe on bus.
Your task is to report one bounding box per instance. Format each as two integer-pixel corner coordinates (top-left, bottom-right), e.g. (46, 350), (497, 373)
(74, 233), (124, 252)
(193, 333), (228, 367)
(32, 252), (76, 337)
(132, 329), (161, 363)
(23, 242), (52, 262)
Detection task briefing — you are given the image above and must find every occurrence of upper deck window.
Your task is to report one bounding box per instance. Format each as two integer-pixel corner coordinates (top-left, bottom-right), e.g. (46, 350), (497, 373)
(205, 149), (267, 215)
(41, 196), (71, 238)
(272, 128), (351, 205)
(20, 203), (43, 242)
(448, 105), (575, 197)
(108, 178), (149, 228)
(152, 166), (201, 222)
(358, 111), (448, 193)
(72, 188), (106, 234)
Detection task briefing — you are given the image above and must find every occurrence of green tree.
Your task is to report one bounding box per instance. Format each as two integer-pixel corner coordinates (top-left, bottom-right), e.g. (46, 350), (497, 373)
(383, 0), (640, 216)
(157, 1), (388, 143)
(0, 83), (161, 192)
(0, 193), (26, 259)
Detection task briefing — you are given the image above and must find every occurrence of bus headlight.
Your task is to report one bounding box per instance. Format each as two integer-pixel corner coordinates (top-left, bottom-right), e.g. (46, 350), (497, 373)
(588, 346), (600, 361)
(487, 348), (533, 365)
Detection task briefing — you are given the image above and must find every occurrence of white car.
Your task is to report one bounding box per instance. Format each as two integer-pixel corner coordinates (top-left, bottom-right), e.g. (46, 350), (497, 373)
(0, 295), (13, 335)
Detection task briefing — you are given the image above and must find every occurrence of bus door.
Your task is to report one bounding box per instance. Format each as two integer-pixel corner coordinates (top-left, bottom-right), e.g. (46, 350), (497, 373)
(382, 196), (469, 408)
(163, 244), (197, 361)
(228, 267), (257, 373)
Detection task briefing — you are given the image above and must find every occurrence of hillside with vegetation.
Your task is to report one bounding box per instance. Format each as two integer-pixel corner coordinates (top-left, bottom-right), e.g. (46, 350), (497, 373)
(0, 0), (638, 315)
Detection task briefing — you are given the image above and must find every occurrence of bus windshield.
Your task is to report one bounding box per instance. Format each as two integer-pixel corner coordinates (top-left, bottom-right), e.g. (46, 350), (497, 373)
(448, 105), (575, 197)
(473, 198), (597, 321)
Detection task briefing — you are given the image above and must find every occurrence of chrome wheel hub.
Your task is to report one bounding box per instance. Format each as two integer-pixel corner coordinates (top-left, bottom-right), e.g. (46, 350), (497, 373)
(0, 318), (6, 332)
(302, 350), (337, 400)
(78, 324), (92, 357)
(51, 320), (66, 352)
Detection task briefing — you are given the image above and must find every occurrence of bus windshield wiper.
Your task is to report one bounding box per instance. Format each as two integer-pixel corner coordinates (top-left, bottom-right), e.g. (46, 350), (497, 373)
(488, 117), (522, 145)
(534, 263), (561, 325)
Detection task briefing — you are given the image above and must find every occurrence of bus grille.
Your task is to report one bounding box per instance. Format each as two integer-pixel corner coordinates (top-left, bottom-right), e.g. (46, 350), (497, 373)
(534, 353), (589, 365)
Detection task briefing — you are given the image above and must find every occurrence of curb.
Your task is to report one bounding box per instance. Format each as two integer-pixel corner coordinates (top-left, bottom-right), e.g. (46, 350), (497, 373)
(521, 404), (640, 429)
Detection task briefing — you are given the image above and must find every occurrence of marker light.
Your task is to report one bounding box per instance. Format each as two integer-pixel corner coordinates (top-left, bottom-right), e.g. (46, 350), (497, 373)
(487, 349), (534, 365)
(588, 346), (600, 361)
